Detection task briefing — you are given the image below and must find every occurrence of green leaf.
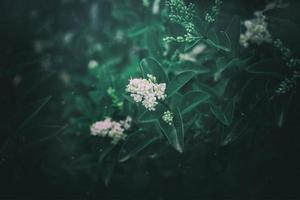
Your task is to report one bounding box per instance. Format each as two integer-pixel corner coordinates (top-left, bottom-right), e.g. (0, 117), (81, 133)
(98, 144), (121, 186)
(112, 8), (138, 23)
(181, 90), (210, 115)
(196, 82), (219, 99)
(22, 71), (56, 100)
(25, 124), (67, 147)
(221, 116), (251, 146)
(138, 110), (158, 123)
(218, 31), (231, 51)
(216, 57), (227, 69)
(184, 39), (201, 52)
(75, 96), (92, 116)
(127, 23), (152, 38)
(122, 94), (135, 103)
(145, 27), (164, 59)
(246, 59), (282, 77)
(205, 39), (230, 52)
(214, 78), (230, 97)
(166, 71), (196, 98)
(170, 92), (184, 108)
(210, 104), (229, 126)
(207, 28), (219, 44)
(68, 155), (97, 170)
(273, 93), (293, 128)
(17, 96), (52, 132)
(98, 144), (117, 164)
(225, 16), (240, 56)
(173, 107), (184, 151)
(118, 130), (160, 162)
(100, 160), (116, 186)
(88, 90), (103, 104)
(214, 57), (228, 81)
(158, 107), (184, 152)
(210, 99), (236, 126)
(268, 17), (300, 39)
(224, 98), (236, 125)
(140, 57), (168, 83)
(138, 104), (164, 123)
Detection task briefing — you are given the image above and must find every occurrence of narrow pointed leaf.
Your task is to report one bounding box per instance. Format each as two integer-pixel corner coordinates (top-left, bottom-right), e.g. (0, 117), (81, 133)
(225, 16), (240, 56)
(225, 98), (236, 125)
(210, 104), (229, 126)
(98, 144), (117, 164)
(17, 96), (52, 131)
(118, 130), (160, 162)
(184, 39), (201, 52)
(158, 108), (184, 152)
(182, 91), (210, 115)
(221, 116), (251, 146)
(166, 71), (196, 98)
(140, 57), (168, 83)
(246, 59), (282, 77)
(127, 23), (152, 38)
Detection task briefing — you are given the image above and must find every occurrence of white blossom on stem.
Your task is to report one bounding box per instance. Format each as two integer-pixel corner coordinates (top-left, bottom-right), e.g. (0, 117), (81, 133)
(90, 117), (132, 144)
(240, 12), (272, 47)
(126, 74), (166, 111)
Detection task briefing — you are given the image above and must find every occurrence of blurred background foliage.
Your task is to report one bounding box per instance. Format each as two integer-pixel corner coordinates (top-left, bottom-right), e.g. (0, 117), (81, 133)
(0, 0), (300, 199)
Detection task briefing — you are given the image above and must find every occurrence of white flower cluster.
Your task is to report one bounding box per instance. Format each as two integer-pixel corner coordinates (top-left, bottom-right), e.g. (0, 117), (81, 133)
(240, 12), (272, 48)
(90, 116), (132, 144)
(126, 74), (166, 111)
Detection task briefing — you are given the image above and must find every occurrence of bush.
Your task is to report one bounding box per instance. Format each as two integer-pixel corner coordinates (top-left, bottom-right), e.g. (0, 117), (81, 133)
(1, 0), (300, 199)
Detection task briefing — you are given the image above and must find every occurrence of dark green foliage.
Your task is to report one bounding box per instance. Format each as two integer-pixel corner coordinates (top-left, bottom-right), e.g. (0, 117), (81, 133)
(1, 0), (300, 199)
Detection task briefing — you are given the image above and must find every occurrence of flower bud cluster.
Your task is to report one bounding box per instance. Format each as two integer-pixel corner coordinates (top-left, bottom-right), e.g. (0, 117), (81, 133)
(164, 0), (198, 44)
(107, 87), (123, 109)
(163, 33), (198, 43)
(162, 111), (174, 125)
(205, 0), (222, 24)
(273, 39), (300, 68)
(166, 0), (195, 27)
(273, 39), (300, 95)
(276, 71), (300, 95)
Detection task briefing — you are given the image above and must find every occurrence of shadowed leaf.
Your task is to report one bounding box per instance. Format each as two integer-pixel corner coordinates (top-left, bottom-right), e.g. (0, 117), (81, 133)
(182, 90), (210, 115)
(118, 130), (160, 162)
(140, 57), (168, 83)
(167, 71), (196, 98)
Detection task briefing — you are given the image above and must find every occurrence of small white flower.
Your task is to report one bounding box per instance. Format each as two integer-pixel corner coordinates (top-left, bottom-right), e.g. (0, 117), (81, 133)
(131, 93), (143, 102)
(142, 93), (158, 111)
(153, 83), (167, 100)
(120, 116), (132, 130)
(147, 74), (157, 83)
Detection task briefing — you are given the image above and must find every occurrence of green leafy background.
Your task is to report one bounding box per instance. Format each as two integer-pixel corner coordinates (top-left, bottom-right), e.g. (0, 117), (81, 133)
(1, 0), (300, 199)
